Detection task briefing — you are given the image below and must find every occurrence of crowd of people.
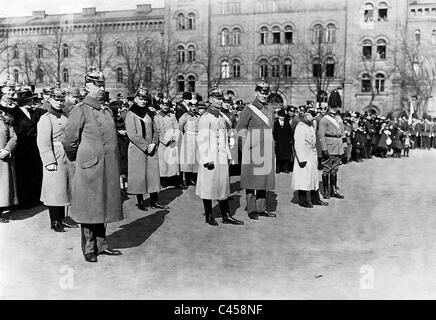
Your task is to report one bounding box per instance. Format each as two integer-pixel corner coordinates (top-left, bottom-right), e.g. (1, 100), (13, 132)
(0, 67), (433, 262)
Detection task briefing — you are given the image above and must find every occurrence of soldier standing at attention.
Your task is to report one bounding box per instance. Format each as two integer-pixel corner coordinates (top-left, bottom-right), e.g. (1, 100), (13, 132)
(62, 68), (123, 263)
(317, 90), (345, 200)
(236, 80), (276, 220)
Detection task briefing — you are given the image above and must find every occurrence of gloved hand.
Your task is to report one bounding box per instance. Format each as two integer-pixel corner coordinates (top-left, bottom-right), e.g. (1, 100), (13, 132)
(298, 161), (307, 168)
(322, 150), (329, 159)
(204, 162), (215, 170)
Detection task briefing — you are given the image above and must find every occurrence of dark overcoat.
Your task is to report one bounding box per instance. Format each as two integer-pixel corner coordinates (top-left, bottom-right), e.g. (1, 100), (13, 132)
(235, 99), (275, 190)
(62, 96), (123, 224)
(273, 119), (293, 160)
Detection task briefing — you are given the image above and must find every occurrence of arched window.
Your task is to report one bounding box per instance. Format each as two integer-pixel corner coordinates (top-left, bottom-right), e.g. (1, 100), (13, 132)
(325, 57), (335, 77)
(312, 24), (323, 44)
(272, 26), (281, 44)
(187, 13), (196, 30)
(13, 45), (19, 59)
(187, 45), (196, 62)
(415, 29), (421, 43)
(432, 30), (436, 45)
(260, 26), (269, 45)
(145, 40), (152, 55)
(36, 68), (44, 83)
(88, 42), (95, 58)
(375, 73), (385, 92)
(284, 25), (293, 44)
(221, 60), (230, 79)
(177, 75), (185, 92)
(363, 40), (373, 59)
(232, 27), (241, 46)
(221, 28), (230, 46)
(376, 39), (386, 59)
(187, 75), (196, 92)
(116, 41), (123, 56)
(283, 58), (292, 78)
(362, 73), (371, 92)
(312, 57), (322, 77)
(13, 69), (19, 83)
(62, 68), (69, 83)
(364, 3), (374, 22)
(259, 58), (268, 78)
(177, 45), (185, 63)
(378, 2), (388, 21)
(177, 13), (185, 30)
(271, 58), (280, 77)
(116, 67), (123, 83)
(145, 66), (152, 83)
(37, 44), (43, 58)
(326, 24), (336, 43)
(62, 43), (69, 58)
(232, 58), (241, 78)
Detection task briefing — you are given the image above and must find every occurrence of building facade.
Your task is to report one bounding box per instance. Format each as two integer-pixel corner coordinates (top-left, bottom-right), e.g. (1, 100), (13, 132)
(1, 0), (435, 115)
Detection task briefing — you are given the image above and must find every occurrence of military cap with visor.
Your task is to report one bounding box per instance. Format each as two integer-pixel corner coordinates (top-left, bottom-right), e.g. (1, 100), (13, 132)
(85, 67), (106, 86)
(208, 87), (224, 99)
(255, 79), (270, 94)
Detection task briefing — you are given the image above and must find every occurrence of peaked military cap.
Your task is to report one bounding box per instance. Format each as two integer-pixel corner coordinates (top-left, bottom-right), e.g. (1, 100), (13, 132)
(85, 66), (106, 85)
(255, 79), (270, 94)
(208, 87), (223, 99)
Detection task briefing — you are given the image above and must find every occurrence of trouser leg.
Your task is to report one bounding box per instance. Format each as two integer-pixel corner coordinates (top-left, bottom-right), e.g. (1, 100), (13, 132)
(150, 192), (158, 206)
(246, 189), (256, 213)
(202, 199), (212, 220)
(256, 190), (266, 212)
(48, 206), (65, 223)
(81, 223), (108, 257)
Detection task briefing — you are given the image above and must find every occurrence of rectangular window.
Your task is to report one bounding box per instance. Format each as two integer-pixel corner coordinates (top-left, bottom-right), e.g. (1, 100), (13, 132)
(260, 65), (268, 78)
(285, 31), (293, 44)
(362, 80), (371, 92)
(376, 79), (385, 92)
(233, 65), (240, 78)
(271, 65), (280, 77)
(363, 46), (372, 59)
(364, 9), (374, 21)
(425, 8), (430, 14)
(260, 33), (267, 45)
(313, 64), (322, 77)
(272, 32), (280, 44)
(378, 9), (388, 21)
(326, 64), (334, 77)
(377, 46), (386, 59)
(283, 65), (292, 78)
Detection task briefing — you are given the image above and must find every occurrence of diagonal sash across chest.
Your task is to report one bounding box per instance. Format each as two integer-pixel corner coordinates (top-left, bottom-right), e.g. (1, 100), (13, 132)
(219, 111), (232, 127)
(247, 104), (271, 128)
(324, 114), (340, 131)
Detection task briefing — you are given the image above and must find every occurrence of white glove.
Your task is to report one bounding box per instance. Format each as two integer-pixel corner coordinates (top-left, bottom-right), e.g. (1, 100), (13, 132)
(0, 149), (10, 159)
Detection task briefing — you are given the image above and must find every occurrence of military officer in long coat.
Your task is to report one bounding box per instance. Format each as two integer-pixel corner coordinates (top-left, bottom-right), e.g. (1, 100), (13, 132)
(62, 68), (123, 263)
(292, 109), (328, 208)
(155, 98), (184, 189)
(37, 89), (72, 233)
(179, 99), (200, 186)
(126, 88), (169, 211)
(196, 88), (244, 226)
(0, 107), (17, 223)
(235, 80), (276, 220)
(317, 90), (345, 199)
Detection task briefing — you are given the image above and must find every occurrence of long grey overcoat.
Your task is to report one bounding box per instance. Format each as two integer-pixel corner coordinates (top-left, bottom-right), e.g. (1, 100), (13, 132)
(62, 96), (123, 224)
(0, 112), (18, 207)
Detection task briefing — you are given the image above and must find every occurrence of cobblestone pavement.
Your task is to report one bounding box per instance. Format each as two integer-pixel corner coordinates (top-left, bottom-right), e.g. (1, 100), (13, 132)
(1, 149), (436, 299)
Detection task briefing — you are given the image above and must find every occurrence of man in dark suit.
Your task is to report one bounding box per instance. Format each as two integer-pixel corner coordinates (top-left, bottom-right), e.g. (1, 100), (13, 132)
(175, 92), (191, 121)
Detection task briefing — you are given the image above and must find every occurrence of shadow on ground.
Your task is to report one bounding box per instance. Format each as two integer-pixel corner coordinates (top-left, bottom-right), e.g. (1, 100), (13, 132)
(107, 210), (169, 249)
(9, 204), (46, 221)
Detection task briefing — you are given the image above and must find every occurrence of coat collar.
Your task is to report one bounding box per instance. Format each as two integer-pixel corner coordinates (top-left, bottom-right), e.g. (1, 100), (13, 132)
(48, 106), (63, 118)
(252, 98), (267, 110)
(207, 105), (220, 118)
(83, 95), (105, 110)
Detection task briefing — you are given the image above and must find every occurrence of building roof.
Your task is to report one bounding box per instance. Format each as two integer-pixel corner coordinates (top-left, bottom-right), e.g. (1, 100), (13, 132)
(0, 7), (165, 28)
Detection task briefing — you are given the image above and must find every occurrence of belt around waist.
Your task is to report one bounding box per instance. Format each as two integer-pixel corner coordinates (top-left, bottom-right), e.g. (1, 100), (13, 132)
(325, 134), (341, 138)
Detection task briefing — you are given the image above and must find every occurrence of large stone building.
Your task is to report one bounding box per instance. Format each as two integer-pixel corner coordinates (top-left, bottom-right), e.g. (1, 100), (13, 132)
(1, 0), (435, 115)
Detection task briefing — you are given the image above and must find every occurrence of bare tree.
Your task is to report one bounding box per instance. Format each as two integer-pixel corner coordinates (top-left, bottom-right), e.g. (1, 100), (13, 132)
(297, 27), (343, 103)
(0, 29), (10, 74)
(394, 32), (436, 118)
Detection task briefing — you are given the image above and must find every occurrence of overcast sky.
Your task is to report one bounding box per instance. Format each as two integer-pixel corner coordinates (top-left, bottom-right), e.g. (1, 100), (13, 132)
(1, 0), (165, 17)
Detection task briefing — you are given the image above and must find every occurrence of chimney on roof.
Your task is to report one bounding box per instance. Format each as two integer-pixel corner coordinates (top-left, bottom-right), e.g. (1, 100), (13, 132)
(82, 7), (96, 15)
(32, 11), (46, 19)
(137, 4), (152, 13)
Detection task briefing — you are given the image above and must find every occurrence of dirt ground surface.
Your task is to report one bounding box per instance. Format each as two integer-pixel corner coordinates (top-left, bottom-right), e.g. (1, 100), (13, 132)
(1, 149), (436, 300)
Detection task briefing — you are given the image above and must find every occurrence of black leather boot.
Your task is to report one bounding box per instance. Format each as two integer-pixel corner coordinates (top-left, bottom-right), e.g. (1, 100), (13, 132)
(51, 221), (66, 232)
(203, 200), (218, 226)
(330, 174), (344, 199)
(321, 174), (330, 199)
(219, 200), (244, 225)
(298, 190), (313, 208)
(310, 190), (328, 206)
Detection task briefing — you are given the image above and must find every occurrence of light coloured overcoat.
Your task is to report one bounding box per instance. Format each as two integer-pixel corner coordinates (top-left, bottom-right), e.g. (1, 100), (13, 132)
(62, 96), (123, 224)
(0, 113), (18, 207)
(196, 110), (231, 200)
(37, 111), (71, 206)
(179, 112), (200, 173)
(126, 107), (160, 194)
(155, 111), (180, 177)
(291, 122), (319, 191)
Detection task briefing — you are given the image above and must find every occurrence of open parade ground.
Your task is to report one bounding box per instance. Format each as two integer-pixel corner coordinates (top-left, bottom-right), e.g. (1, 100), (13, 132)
(1, 149), (435, 300)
